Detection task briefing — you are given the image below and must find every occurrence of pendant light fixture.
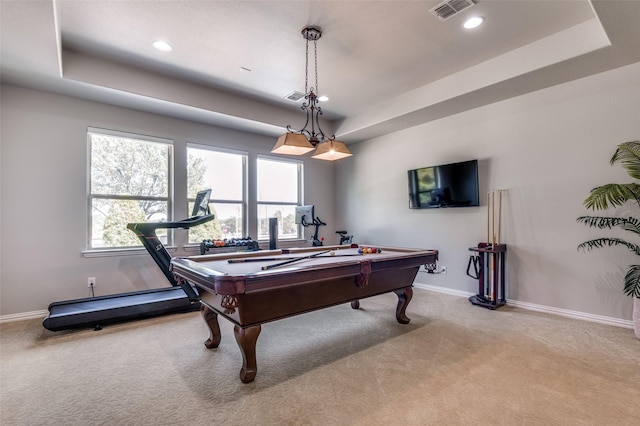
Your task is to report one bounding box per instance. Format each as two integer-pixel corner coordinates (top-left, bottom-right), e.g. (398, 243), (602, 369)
(271, 26), (352, 161)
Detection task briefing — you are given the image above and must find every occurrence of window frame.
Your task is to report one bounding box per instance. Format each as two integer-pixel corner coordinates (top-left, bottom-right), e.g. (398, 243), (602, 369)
(256, 155), (304, 241)
(186, 143), (248, 243)
(86, 127), (174, 251)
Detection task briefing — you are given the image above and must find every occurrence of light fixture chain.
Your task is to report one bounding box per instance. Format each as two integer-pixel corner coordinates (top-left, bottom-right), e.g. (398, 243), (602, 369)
(314, 39), (318, 94)
(305, 37), (309, 94)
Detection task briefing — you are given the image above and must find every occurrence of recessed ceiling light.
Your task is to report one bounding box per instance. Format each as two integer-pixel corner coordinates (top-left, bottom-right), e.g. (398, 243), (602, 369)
(152, 40), (173, 51)
(463, 16), (484, 29)
(318, 95), (329, 102)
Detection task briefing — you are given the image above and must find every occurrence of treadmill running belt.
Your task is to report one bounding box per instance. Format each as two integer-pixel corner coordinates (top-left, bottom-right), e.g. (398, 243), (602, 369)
(43, 287), (199, 331)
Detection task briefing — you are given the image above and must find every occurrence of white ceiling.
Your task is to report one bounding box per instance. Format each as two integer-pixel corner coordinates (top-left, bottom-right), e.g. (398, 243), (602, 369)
(2, 0), (640, 143)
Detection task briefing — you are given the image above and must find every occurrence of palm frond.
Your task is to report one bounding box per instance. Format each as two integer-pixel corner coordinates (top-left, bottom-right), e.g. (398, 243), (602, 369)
(577, 216), (624, 229)
(583, 183), (640, 210)
(623, 265), (640, 297)
(610, 141), (640, 180)
(577, 216), (640, 236)
(620, 217), (640, 235)
(577, 237), (640, 256)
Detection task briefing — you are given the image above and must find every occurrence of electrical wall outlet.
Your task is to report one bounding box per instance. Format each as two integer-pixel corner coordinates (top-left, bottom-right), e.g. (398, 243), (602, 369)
(88, 277), (96, 287)
(423, 265), (447, 274)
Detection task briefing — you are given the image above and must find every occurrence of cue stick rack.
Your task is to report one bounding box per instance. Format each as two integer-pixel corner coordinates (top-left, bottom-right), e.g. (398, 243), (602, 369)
(468, 189), (507, 310)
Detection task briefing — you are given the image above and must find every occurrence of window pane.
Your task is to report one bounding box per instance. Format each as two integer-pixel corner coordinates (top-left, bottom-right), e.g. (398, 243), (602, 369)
(257, 158), (298, 203)
(91, 199), (168, 248)
(188, 202), (243, 243)
(89, 130), (172, 250)
(186, 145), (246, 243)
(257, 204), (298, 240)
(90, 134), (169, 197)
(187, 148), (243, 200)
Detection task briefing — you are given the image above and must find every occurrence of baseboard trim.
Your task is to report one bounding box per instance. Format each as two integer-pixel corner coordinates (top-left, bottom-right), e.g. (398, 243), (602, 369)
(414, 283), (475, 299)
(1, 288), (634, 330)
(0, 310), (48, 323)
(413, 283), (634, 329)
(506, 299), (633, 329)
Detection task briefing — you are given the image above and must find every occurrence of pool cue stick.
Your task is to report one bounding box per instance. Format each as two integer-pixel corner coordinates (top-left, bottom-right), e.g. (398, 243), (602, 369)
(483, 190), (490, 299)
(492, 190), (496, 247)
(229, 253), (362, 263)
(491, 251), (497, 302)
(498, 189), (503, 245)
(494, 190), (500, 301)
(487, 191), (490, 244)
(228, 257), (297, 263)
(262, 250), (331, 271)
(497, 190), (504, 302)
(316, 253), (363, 257)
(490, 190), (496, 300)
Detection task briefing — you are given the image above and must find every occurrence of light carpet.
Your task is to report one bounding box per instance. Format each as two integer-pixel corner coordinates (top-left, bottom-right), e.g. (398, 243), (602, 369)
(1, 290), (639, 425)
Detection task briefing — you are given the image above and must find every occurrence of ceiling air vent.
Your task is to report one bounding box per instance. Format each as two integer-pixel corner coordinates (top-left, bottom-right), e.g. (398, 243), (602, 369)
(285, 91), (306, 102)
(430, 0), (475, 21)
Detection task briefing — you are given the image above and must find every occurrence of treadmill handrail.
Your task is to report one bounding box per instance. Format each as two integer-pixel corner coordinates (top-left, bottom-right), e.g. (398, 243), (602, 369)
(127, 214), (215, 232)
(127, 214), (215, 288)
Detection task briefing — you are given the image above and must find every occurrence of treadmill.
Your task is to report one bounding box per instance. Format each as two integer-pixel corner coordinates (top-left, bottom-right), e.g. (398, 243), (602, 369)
(43, 190), (215, 331)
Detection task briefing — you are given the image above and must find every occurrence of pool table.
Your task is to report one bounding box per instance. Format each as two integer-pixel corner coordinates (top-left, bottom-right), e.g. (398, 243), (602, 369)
(170, 244), (438, 383)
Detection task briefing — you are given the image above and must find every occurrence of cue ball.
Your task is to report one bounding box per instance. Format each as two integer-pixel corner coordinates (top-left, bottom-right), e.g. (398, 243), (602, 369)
(330, 251), (335, 256)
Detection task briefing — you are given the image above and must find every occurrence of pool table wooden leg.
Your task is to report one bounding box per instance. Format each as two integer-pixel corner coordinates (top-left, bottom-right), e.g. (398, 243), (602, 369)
(201, 304), (221, 349)
(234, 324), (262, 383)
(393, 286), (413, 324)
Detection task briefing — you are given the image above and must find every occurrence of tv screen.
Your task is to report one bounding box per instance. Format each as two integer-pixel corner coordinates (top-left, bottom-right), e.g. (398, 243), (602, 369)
(408, 159), (479, 209)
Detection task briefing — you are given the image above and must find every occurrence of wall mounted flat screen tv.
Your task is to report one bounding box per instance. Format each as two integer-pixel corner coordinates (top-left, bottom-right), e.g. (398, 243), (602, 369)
(408, 159), (479, 209)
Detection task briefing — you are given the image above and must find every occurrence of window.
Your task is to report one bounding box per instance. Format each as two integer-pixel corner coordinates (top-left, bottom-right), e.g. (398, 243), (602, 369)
(257, 157), (303, 240)
(88, 128), (172, 249)
(187, 145), (247, 243)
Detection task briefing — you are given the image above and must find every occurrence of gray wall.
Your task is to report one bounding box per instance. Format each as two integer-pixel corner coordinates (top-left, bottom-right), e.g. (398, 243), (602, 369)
(2, 61), (640, 322)
(336, 61), (640, 322)
(0, 85), (336, 315)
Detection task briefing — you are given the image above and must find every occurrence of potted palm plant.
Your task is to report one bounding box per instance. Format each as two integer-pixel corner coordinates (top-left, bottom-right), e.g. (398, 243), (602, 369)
(577, 140), (640, 339)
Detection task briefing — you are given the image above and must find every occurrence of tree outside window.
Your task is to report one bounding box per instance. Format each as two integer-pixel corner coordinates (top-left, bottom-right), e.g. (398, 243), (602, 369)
(88, 129), (172, 249)
(187, 145), (246, 243)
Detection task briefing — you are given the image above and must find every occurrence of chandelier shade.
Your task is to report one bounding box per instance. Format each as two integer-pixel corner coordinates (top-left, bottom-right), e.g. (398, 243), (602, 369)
(311, 140), (353, 161)
(271, 132), (315, 155)
(271, 26), (353, 162)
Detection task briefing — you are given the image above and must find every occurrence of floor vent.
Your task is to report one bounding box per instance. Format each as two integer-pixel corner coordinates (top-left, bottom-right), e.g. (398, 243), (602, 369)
(285, 91), (306, 102)
(430, 0), (475, 21)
